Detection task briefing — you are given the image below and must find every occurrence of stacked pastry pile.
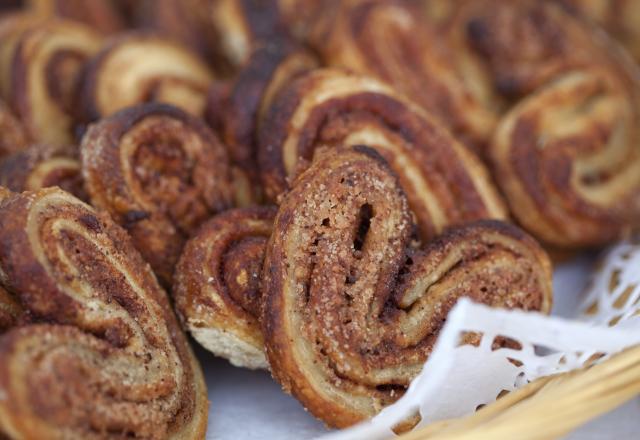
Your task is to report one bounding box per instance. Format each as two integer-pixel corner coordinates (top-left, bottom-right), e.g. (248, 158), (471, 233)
(0, 0), (636, 437)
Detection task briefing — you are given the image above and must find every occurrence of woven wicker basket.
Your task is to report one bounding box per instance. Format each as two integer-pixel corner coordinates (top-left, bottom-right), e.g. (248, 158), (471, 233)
(397, 345), (640, 440)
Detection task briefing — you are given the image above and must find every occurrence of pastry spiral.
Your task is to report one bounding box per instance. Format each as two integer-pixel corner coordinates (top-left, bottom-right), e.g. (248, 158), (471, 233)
(174, 206), (276, 370)
(258, 68), (507, 239)
(0, 143), (86, 200)
(0, 188), (207, 439)
(79, 33), (214, 121)
(262, 147), (553, 428)
(307, 0), (497, 150)
(207, 40), (318, 203)
(448, 0), (640, 247)
(81, 103), (234, 285)
(0, 98), (28, 158)
(1, 18), (103, 145)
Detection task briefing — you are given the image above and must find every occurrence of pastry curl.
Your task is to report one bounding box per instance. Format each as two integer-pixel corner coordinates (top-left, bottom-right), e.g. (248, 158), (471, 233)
(80, 33), (214, 120)
(447, 0), (640, 247)
(1, 18), (102, 145)
(207, 40), (318, 203)
(258, 68), (507, 240)
(262, 147), (553, 428)
(0, 98), (28, 158)
(174, 206), (276, 370)
(307, 0), (497, 149)
(0, 143), (86, 200)
(0, 188), (207, 439)
(491, 68), (640, 247)
(81, 103), (234, 285)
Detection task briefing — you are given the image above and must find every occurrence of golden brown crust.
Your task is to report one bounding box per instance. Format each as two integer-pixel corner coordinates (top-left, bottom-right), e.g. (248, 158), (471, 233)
(206, 39), (318, 203)
(0, 143), (86, 200)
(446, 0), (640, 247)
(1, 18), (103, 145)
(79, 33), (214, 121)
(80, 103), (234, 286)
(261, 147), (552, 428)
(0, 98), (28, 159)
(258, 68), (507, 240)
(0, 188), (207, 439)
(307, 0), (497, 150)
(174, 206), (276, 369)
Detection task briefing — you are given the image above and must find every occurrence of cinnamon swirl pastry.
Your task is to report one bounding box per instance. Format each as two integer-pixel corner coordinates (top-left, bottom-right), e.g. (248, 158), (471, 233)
(207, 40), (318, 203)
(80, 33), (214, 121)
(1, 19), (103, 145)
(258, 68), (507, 240)
(262, 147), (553, 428)
(81, 103), (234, 285)
(174, 206), (276, 370)
(0, 188), (208, 439)
(307, 0), (497, 150)
(447, 0), (640, 247)
(0, 143), (86, 200)
(0, 99), (28, 158)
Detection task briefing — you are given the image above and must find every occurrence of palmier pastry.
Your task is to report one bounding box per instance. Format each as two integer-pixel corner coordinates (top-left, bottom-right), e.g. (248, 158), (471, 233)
(258, 68), (507, 240)
(174, 206), (276, 369)
(80, 33), (214, 120)
(307, 0), (497, 150)
(81, 103), (234, 285)
(1, 18), (103, 145)
(447, 0), (640, 247)
(0, 99), (28, 158)
(207, 40), (318, 204)
(0, 188), (207, 439)
(261, 146), (553, 428)
(0, 143), (86, 200)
